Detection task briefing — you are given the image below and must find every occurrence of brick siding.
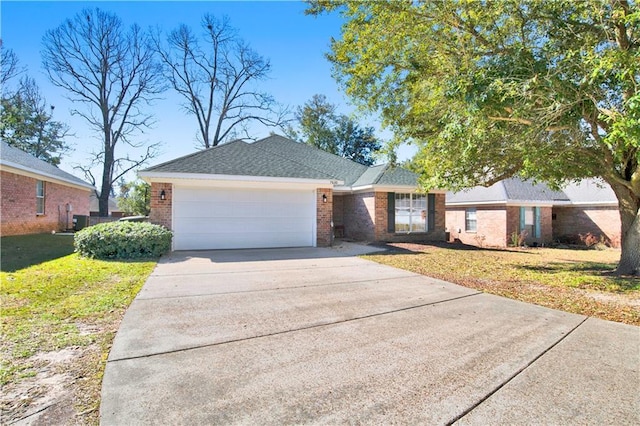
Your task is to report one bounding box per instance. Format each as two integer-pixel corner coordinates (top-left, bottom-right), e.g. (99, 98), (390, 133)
(316, 188), (333, 247)
(341, 192), (376, 241)
(1, 170), (91, 236)
(446, 205), (555, 248)
(446, 206), (508, 247)
(332, 194), (344, 228)
(377, 192), (446, 243)
(149, 182), (172, 230)
(337, 191), (445, 243)
(553, 206), (621, 247)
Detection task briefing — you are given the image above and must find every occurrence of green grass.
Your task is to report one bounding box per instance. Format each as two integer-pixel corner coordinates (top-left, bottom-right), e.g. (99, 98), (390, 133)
(1, 234), (157, 423)
(365, 243), (640, 325)
(1, 233), (76, 272)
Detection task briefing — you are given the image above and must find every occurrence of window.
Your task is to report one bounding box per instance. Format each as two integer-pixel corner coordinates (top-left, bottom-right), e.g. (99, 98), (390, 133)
(36, 180), (45, 215)
(395, 193), (427, 233)
(465, 208), (477, 232)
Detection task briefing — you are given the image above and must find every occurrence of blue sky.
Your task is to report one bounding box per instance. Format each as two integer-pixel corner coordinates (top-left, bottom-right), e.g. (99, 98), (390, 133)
(2, 1), (414, 185)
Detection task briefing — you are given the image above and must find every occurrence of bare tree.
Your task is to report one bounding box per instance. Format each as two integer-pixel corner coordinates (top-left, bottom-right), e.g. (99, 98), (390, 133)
(155, 14), (287, 148)
(1, 40), (23, 89)
(42, 8), (165, 215)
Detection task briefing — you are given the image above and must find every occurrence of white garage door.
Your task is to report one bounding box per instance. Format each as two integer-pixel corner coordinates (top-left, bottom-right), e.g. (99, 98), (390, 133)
(173, 186), (316, 250)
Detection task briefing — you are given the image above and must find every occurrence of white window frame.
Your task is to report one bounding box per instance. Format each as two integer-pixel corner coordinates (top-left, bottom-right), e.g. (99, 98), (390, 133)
(465, 208), (477, 232)
(36, 180), (45, 215)
(395, 193), (427, 234)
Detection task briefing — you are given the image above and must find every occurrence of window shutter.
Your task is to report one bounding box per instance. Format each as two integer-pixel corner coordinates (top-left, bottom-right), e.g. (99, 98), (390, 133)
(534, 207), (541, 238)
(387, 192), (395, 233)
(519, 207), (525, 232)
(427, 193), (436, 231)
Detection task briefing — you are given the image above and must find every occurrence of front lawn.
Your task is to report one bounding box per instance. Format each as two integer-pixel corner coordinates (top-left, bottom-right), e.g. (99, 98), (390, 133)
(0, 234), (156, 424)
(365, 243), (639, 326)
(1, 233), (75, 272)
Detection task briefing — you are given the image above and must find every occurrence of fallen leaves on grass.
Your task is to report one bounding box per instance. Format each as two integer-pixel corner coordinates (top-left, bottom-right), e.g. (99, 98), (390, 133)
(365, 243), (639, 326)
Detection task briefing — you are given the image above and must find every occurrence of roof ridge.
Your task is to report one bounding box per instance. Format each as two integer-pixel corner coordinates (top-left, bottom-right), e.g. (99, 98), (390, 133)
(143, 140), (248, 171)
(252, 136), (351, 182)
(371, 163), (390, 185)
(256, 134), (367, 167)
(498, 179), (510, 201)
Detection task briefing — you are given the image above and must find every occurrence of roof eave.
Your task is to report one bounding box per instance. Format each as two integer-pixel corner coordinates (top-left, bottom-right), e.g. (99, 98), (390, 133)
(138, 171), (342, 187)
(0, 162), (95, 191)
(446, 200), (561, 207)
(346, 184), (446, 193)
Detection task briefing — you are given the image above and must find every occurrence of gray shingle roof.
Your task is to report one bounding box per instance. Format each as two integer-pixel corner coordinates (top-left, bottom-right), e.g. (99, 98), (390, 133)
(143, 139), (337, 181)
(352, 164), (387, 187)
(560, 179), (617, 204)
(376, 166), (420, 187)
(253, 135), (369, 186)
(502, 178), (568, 202)
(447, 177), (615, 206)
(0, 142), (94, 189)
(142, 135), (420, 189)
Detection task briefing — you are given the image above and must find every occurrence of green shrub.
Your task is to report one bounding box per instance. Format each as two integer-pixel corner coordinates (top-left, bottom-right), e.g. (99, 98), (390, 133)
(74, 221), (172, 259)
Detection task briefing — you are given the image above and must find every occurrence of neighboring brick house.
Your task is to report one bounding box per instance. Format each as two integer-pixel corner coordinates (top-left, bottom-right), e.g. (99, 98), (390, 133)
(139, 135), (445, 250)
(1, 142), (94, 236)
(552, 180), (620, 247)
(446, 178), (621, 247)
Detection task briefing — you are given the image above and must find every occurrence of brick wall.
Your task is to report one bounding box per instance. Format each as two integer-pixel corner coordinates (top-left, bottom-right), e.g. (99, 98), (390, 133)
(149, 182), (172, 230)
(342, 192), (376, 241)
(377, 192), (446, 243)
(316, 188), (333, 247)
(505, 206), (523, 246)
(539, 206), (554, 245)
(446, 205), (554, 248)
(1, 170), (91, 236)
(332, 194), (344, 227)
(446, 206), (508, 247)
(553, 206), (621, 247)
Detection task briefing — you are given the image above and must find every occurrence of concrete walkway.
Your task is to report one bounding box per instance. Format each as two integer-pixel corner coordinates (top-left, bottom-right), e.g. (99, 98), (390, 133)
(101, 243), (639, 425)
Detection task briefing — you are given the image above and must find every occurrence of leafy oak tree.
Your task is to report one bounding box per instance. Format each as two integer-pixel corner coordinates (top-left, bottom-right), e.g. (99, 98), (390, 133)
(290, 94), (382, 165)
(309, 0), (640, 275)
(42, 8), (165, 216)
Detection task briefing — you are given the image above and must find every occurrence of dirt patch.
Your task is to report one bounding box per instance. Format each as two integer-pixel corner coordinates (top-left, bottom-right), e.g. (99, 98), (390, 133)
(1, 342), (106, 426)
(1, 348), (82, 425)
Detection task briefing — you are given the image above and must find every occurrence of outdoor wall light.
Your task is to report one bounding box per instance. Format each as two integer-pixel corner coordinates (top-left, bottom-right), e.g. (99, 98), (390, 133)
(322, 194), (327, 203)
(160, 190), (166, 201)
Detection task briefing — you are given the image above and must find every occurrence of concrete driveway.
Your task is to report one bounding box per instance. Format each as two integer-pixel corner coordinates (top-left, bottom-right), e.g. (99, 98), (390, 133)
(101, 243), (639, 425)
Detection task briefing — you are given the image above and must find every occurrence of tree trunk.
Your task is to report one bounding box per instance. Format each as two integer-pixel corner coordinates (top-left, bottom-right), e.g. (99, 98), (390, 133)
(99, 140), (114, 217)
(616, 206), (640, 276)
(99, 178), (111, 217)
(610, 181), (640, 276)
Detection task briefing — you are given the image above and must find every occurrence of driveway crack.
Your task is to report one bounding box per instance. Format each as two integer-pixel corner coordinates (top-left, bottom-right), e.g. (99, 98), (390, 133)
(137, 274), (422, 301)
(446, 315), (590, 425)
(108, 291), (482, 363)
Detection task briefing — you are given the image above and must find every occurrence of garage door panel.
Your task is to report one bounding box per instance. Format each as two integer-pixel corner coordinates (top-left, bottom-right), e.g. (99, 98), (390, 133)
(175, 217), (313, 234)
(174, 231), (310, 250)
(173, 187), (316, 250)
